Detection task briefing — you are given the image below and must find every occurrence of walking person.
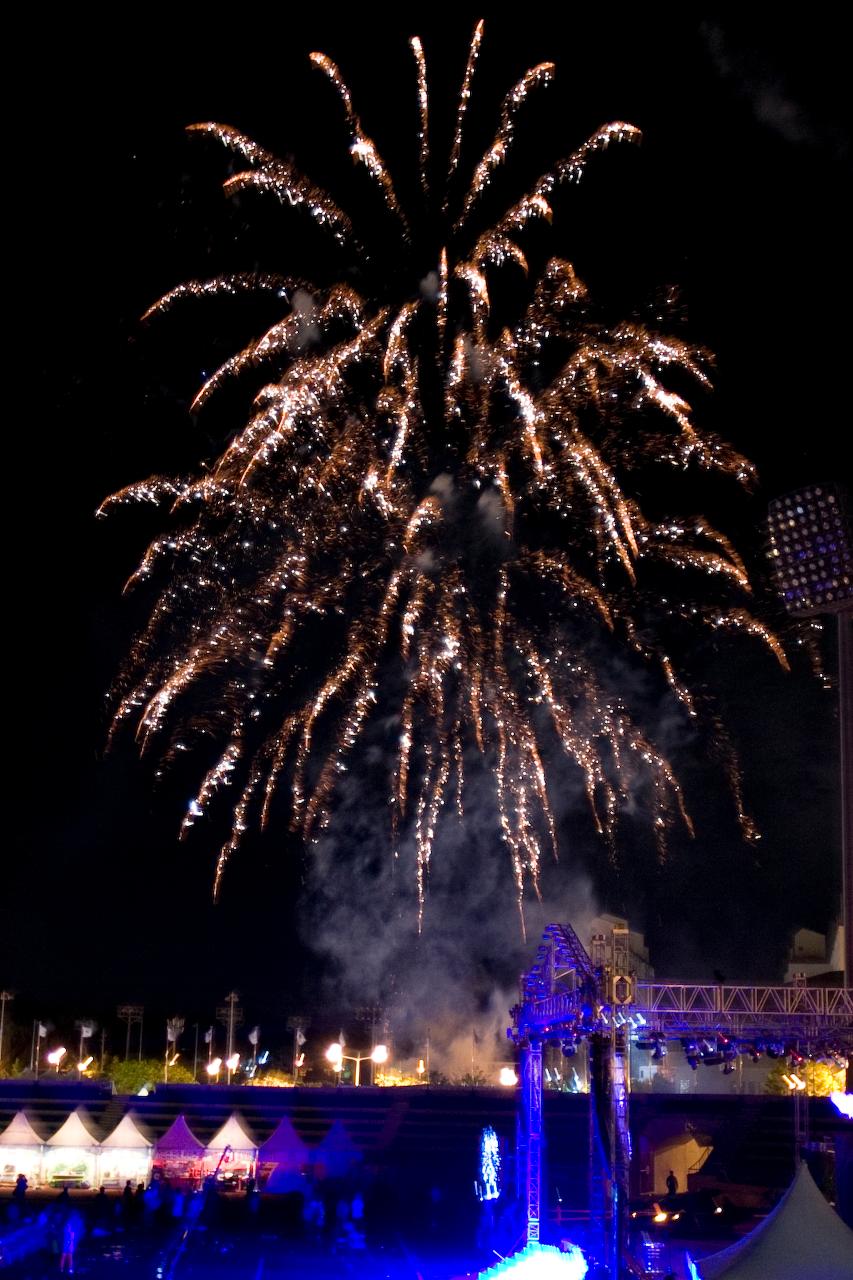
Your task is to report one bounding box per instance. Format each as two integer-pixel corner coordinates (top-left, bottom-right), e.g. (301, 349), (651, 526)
(59, 1208), (83, 1274)
(12, 1172), (28, 1208)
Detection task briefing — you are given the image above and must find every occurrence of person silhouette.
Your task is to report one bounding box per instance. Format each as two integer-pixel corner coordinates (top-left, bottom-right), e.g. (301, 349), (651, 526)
(665, 1169), (678, 1198)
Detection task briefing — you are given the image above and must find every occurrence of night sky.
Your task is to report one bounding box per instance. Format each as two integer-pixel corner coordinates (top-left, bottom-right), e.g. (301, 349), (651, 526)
(6, 13), (849, 1058)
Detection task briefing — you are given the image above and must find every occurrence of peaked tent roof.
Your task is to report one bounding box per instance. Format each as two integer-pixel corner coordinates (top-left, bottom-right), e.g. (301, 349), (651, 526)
(100, 1113), (153, 1149)
(314, 1119), (357, 1153)
(0, 1111), (48, 1146)
(696, 1162), (853, 1279)
(206, 1113), (257, 1152)
(313, 1119), (360, 1174)
(259, 1115), (308, 1163)
(155, 1114), (204, 1154)
(46, 1108), (100, 1147)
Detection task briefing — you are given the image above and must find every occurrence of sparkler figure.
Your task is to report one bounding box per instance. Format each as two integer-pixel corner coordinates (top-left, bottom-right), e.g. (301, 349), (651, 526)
(103, 21), (787, 929)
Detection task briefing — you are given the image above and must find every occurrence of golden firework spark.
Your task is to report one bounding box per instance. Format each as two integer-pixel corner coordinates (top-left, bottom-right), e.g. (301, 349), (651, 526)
(103, 20), (787, 931)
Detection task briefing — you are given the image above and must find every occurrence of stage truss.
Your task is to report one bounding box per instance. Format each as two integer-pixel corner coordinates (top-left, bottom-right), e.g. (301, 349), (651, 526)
(509, 922), (853, 1276)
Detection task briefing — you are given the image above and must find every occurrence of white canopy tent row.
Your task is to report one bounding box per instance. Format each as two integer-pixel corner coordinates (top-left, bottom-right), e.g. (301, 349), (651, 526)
(0, 1107), (363, 1192)
(0, 1109), (155, 1190)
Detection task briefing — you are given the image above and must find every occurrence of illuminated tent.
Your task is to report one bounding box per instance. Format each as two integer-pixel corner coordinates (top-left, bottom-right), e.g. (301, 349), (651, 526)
(258, 1115), (309, 1192)
(0, 1111), (46, 1186)
(98, 1112), (153, 1189)
(203, 1113), (258, 1186)
(43, 1108), (100, 1189)
(694, 1162), (853, 1279)
(153, 1114), (205, 1186)
(312, 1119), (360, 1179)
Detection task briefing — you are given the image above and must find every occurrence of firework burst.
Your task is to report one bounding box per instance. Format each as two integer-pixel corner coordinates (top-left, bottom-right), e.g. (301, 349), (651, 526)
(102, 21), (787, 929)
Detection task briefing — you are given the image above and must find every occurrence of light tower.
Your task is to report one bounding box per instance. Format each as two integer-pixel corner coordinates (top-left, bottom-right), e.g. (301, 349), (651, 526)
(767, 482), (853, 982)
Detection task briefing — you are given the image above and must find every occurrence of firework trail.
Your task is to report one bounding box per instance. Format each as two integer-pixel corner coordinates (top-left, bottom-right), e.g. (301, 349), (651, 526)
(102, 21), (787, 929)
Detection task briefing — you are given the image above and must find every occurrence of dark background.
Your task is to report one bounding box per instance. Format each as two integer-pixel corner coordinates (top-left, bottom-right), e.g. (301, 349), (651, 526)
(5, 12), (849, 1052)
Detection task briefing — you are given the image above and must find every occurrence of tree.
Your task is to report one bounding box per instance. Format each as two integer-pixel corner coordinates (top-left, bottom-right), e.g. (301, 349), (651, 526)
(456, 1070), (488, 1088)
(764, 1059), (846, 1097)
(104, 1056), (197, 1095)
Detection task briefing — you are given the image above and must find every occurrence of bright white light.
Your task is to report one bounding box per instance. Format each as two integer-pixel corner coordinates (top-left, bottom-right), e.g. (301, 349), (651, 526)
(225, 1053), (240, 1071)
(206, 1057), (222, 1075)
(371, 1044), (388, 1064)
(499, 1067), (519, 1086)
(475, 1240), (587, 1277)
(137, 1086), (149, 1096)
(77, 1055), (94, 1070)
(47, 1047), (66, 1065)
(417, 1059), (425, 1076)
(258, 1050), (270, 1065)
(830, 1090), (853, 1119)
(326, 1042), (343, 1067)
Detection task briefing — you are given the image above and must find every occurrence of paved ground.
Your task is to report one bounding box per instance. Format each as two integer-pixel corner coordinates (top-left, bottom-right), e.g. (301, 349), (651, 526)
(2, 1227), (486, 1280)
(1, 1192), (483, 1280)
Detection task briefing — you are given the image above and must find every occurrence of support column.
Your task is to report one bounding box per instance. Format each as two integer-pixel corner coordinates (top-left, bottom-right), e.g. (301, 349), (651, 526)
(520, 1040), (543, 1244)
(839, 612), (853, 987)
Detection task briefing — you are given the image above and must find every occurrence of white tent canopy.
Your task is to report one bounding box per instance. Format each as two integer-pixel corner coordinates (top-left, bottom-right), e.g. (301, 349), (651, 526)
(313, 1119), (360, 1177)
(203, 1113), (257, 1183)
(0, 1112), (46, 1147)
(206, 1113), (257, 1153)
(46, 1109), (100, 1148)
(101, 1113), (153, 1150)
(99, 1112), (153, 1189)
(259, 1115), (308, 1165)
(695, 1162), (853, 1279)
(154, 1114), (205, 1187)
(259, 1115), (309, 1193)
(43, 1108), (100, 1188)
(155, 1114), (204, 1156)
(0, 1111), (45, 1186)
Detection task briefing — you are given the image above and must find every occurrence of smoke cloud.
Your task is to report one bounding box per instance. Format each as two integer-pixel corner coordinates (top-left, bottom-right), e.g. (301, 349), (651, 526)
(299, 739), (600, 1078)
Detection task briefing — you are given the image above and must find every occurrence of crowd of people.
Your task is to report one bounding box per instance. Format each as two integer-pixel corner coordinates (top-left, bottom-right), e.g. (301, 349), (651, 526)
(1, 1164), (411, 1273)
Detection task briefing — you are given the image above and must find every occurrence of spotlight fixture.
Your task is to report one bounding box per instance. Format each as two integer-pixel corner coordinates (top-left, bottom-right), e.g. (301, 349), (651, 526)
(767, 483), (852, 616)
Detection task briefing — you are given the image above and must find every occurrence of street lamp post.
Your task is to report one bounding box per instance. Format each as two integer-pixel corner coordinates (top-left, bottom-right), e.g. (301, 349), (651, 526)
(0, 991), (13, 1075)
(117, 1005), (144, 1061)
(325, 1041), (388, 1086)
